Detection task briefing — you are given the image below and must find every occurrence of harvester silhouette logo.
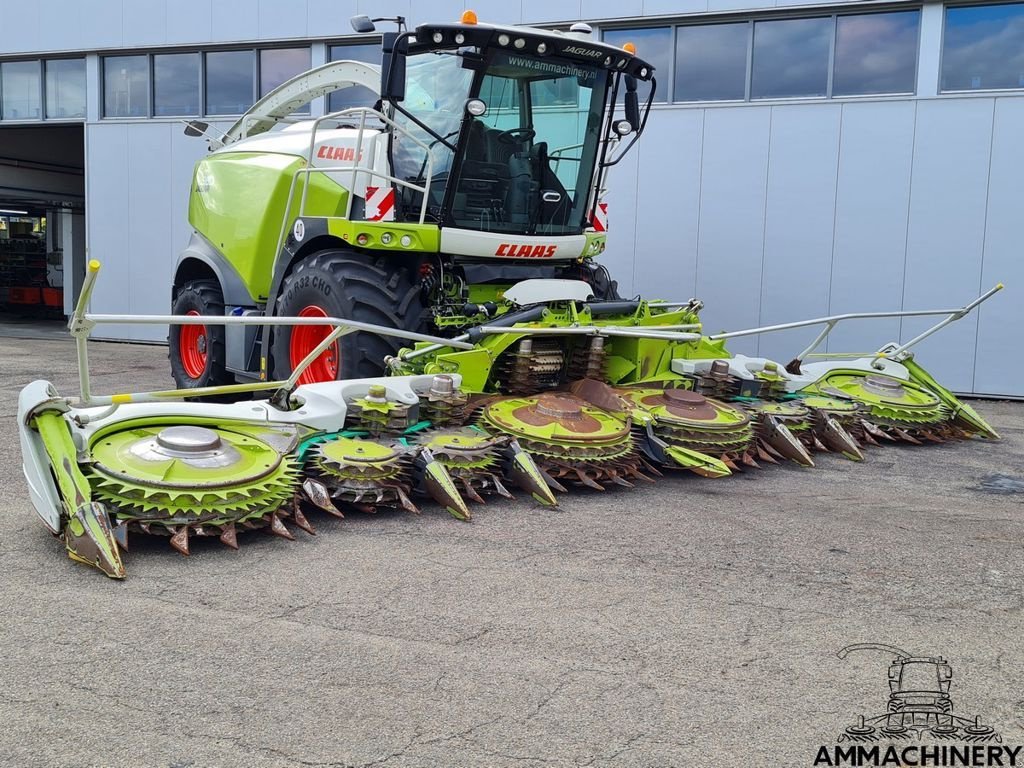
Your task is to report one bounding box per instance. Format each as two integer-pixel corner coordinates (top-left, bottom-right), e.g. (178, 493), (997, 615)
(813, 645), (1020, 767)
(836, 644), (1001, 743)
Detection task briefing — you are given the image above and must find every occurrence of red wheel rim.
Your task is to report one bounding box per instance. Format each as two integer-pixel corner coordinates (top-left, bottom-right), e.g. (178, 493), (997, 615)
(290, 305), (340, 385)
(179, 310), (208, 379)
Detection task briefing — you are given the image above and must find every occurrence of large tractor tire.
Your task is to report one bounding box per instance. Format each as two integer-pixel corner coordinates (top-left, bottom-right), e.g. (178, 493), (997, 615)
(169, 279), (232, 389)
(271, 250), (425, 384)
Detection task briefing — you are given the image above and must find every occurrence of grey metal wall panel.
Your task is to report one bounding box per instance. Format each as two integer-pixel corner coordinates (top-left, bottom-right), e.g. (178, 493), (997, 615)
(212, 0), (260, 43)
(974, 97), (1024, 397)
(123, 0), (168, 47)
(356, 0), (413, 24)
(521, 0), (581, 23)
(631, 109), (703, 303)
(305, 0), (358, 38)
(38, 0), (86, 53)
(1, 2), (41, 54)
(827, 100), (916, 355)
(758, 103), (841, 362)
(85, 123), (134, 340)
(695, 107), (771, 355)
(902, 98), (994, 393)
(166, 0), (214, 45)
(126, 124), (174, 341)
(260, 0), (308, 40)
(409, 0), (469, 29)
(642, 0), (709, 15)
(469, 0), (523, 25)
(84, 0), (126, 49)
(583, 0), (643, 20)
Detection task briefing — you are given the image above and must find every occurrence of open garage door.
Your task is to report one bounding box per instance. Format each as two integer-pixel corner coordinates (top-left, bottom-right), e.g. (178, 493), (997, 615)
(0, 124), (84, 325)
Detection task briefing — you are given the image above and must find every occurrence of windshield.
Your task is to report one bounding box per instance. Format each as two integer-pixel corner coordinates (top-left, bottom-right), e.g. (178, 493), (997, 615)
(449, 53), (609, 235)
(391, 52), (474, 213)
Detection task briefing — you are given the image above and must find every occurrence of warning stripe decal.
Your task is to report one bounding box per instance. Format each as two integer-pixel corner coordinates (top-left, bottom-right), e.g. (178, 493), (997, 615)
(365, 186), (396, 222)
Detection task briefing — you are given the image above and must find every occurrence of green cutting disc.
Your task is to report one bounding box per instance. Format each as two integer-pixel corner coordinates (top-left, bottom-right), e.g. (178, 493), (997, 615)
(798, 395), (862, 417)
(481, 393), (630, 447)
(416, 428), (499, 470)
(807, 371), (950, 426)
(87, 422), (300, 522)
(619, 387), (755, 456)
(316, 436), (408, 480)
(743, 399), (813, 431)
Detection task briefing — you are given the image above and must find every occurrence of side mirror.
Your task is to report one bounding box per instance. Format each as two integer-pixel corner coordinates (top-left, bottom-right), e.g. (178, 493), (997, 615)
(350, 14), (375, 33)
(381, 32), (407, 102)
(184, 120), (209, 137)
(624, 76), (640, 131)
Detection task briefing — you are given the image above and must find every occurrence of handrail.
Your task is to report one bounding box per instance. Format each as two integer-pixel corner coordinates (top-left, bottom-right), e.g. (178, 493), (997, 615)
(273, 106), (437, 265)
(68, 261), (472, 408)
(706, 284), (1004, 366)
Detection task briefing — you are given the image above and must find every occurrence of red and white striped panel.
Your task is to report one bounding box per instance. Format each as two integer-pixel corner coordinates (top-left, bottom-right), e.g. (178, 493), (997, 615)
(365, 186), (396, 222)
(593, 202), (609, 232)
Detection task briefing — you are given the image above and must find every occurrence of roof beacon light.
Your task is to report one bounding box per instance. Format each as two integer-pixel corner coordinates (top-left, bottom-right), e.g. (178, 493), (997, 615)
(623, 42), (637, 54)
(461, 9), (478, 24)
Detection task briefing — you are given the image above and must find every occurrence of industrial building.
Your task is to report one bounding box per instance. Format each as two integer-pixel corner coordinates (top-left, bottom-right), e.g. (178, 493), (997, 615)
(0, 0), (1020, 395)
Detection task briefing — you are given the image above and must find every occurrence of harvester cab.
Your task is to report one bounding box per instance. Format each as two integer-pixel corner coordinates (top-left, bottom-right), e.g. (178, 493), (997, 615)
(170, 10), (655, 390)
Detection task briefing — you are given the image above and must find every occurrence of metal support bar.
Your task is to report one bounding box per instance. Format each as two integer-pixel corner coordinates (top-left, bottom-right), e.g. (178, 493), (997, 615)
(68, 261), (476, 407)
(397, 323), (704, 363)
(707, 286), (1003, 357)
(881, 283), (1003, 361)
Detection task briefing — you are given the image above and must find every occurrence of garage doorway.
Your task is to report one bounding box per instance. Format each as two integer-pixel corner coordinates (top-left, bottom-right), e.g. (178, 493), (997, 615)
(0, 124), (85, 335)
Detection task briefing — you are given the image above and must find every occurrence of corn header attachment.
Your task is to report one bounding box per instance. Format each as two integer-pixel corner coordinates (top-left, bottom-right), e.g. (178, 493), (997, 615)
(17, 263), (1003, 578)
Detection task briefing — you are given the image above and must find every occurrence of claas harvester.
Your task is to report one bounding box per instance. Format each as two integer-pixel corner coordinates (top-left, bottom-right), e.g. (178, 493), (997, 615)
(17, 11), (1004, 577)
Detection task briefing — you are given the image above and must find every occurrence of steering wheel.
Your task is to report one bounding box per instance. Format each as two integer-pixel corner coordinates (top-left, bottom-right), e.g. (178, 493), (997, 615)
(497, 127), (536, 145)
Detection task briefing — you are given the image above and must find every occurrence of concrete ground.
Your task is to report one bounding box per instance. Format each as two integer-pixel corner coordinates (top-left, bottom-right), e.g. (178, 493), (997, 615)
(2, 336), (1023, 768)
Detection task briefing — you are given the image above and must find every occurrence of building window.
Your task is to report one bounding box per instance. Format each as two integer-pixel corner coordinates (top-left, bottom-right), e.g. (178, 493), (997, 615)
(602, 27), (672, 103)
(205, 50), (255, 116)
(1, 61), (42, 120)
(833, 11), (920, 96)
(328, 43), (382, 112)
(751, 17), (832, 99)
(675, 22), (749, 102)
(259, 47), (311, 114)
(941, 2), (1024, 91)
(104, 55), (148, 117)
(45, 59), (86, 119)
(260, 47), (311, 96)
(154, 53), (200, 117)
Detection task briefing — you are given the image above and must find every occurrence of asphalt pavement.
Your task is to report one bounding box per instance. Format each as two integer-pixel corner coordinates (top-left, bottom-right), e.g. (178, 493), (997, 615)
(2, 335), (1023, 768)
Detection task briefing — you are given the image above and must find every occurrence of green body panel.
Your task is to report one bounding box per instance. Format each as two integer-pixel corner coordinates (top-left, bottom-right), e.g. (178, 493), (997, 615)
(402, 301), (730, 393)
(325, 218), (440, 253)
(190, 152), (350, 300)
(901, 356), (1000, 438)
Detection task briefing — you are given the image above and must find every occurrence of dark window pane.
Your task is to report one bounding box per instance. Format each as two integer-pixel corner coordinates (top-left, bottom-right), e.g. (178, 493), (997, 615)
(328, 43), (382, 112)
(2, 61), (41, 120)
(104, 55), (148, 117)
(675, 23), (749, 101)
(941, 3), (1024, 91)
(260, 47), (311, 95)
(833, 12), (919, 95)
(45, 59), (86, 119)
(751, 17), (831, 99)
(260, 47), (311, 114)
(205, 50), (255, 115)
(602, 27), (671, 103)
(154, 53), (200, 116)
